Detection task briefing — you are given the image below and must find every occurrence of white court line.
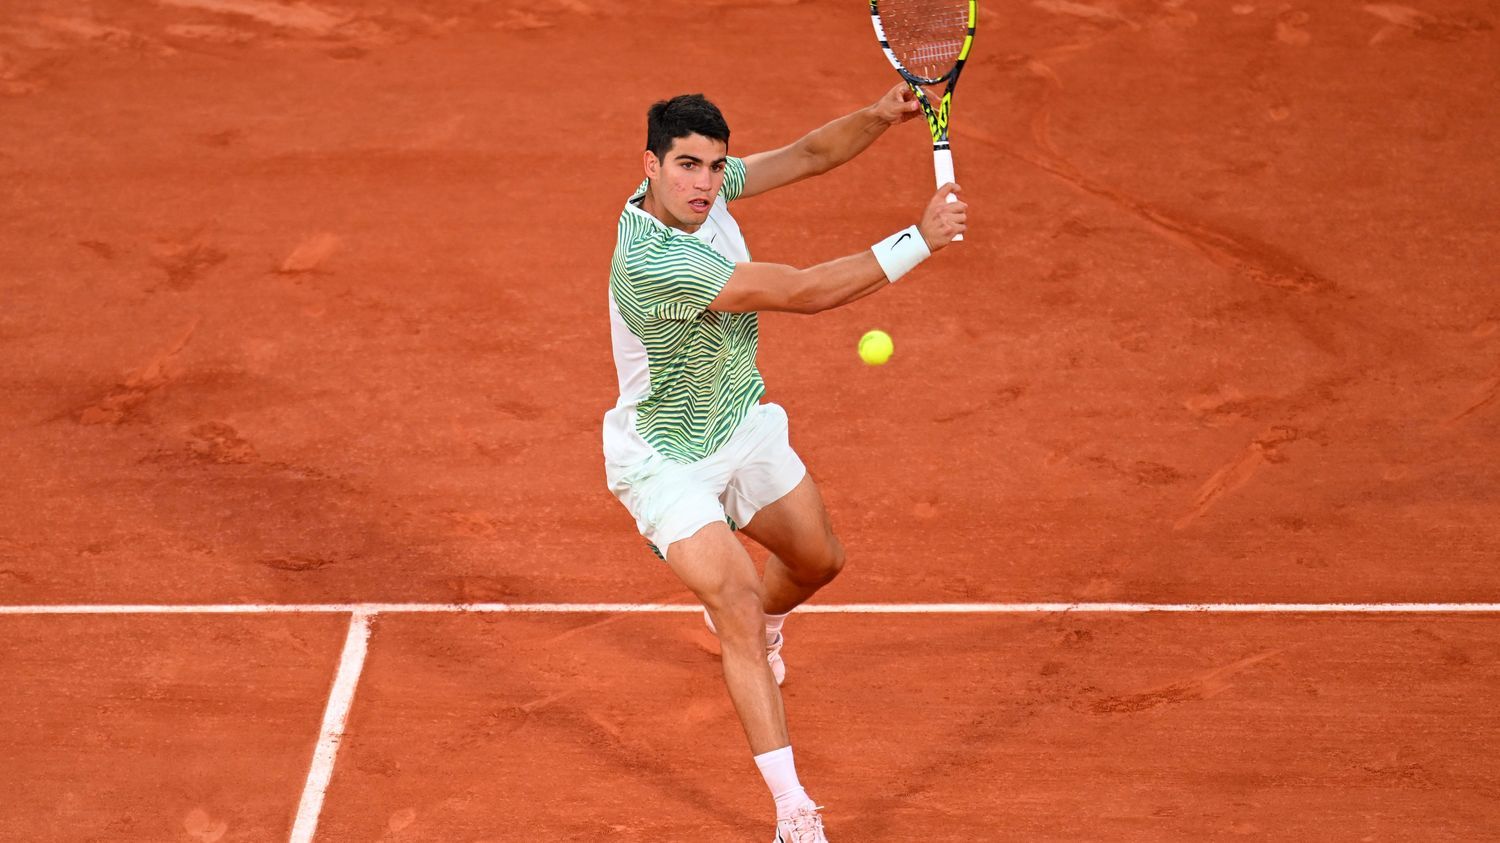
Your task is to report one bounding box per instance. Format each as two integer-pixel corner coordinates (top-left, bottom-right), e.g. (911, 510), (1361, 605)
(801, 603), (1500, 614)
(6, 599), (1496, 843)
(289, 610), (372, 843)
(1, 602), (1499, 614)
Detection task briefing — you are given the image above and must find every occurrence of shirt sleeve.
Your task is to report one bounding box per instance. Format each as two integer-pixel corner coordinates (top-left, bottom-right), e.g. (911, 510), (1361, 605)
(719, 156), (747, 203)
(626, 235), (737, 319)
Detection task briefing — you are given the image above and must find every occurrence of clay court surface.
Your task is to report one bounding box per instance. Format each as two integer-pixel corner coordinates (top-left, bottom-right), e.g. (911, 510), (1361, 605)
(2, 0), (1498, 840)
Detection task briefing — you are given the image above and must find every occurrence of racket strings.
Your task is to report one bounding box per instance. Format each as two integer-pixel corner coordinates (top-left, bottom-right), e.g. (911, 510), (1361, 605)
(879, 2), (968, 81)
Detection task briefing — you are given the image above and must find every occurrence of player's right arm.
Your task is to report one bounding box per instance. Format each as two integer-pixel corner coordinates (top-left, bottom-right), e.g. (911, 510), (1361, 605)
(709, 184), (966, 315)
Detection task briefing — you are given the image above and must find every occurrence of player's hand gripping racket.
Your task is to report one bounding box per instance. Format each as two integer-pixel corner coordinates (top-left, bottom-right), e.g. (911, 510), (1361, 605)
(870, 0), (976, 240)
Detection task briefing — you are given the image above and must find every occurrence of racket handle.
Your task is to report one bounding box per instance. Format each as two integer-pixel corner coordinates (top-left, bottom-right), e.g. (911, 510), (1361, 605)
(932, 146), (963, 242)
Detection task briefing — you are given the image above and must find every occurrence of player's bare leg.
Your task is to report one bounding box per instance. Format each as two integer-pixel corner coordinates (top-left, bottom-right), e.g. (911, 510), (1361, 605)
(741, 474), (846, 616)
(735, 474), (838, 839)
(665, 521), (788, 754)
(669, 518), (825, 836)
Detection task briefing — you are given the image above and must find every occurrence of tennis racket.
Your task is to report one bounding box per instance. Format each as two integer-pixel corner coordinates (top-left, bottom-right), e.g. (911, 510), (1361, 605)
(870, 0), (977, 240)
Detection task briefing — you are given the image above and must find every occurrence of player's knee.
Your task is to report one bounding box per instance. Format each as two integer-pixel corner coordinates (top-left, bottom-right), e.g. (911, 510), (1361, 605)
(796, 534), (845, 585)
(823, 535), (847, 582)
(705, 585), (765, 643)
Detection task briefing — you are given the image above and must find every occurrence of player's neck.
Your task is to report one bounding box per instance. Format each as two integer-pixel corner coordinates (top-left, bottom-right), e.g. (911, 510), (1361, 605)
(640, 184), (702, 234)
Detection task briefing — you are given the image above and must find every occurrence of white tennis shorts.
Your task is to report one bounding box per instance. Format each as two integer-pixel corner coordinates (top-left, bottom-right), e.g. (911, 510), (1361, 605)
(604, 402), (807, 559)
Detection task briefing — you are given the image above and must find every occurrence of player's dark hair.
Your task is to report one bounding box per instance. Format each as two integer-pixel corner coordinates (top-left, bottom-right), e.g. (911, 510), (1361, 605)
(645, 94), (730, 160)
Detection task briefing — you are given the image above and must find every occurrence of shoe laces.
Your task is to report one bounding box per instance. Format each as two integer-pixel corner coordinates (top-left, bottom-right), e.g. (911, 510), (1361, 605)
(780, 806), (827, 843)
(766, 631), (784, 660)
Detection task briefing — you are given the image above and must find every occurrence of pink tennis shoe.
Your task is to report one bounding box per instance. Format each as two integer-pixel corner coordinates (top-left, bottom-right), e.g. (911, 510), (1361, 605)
(774, 806), (829, 842)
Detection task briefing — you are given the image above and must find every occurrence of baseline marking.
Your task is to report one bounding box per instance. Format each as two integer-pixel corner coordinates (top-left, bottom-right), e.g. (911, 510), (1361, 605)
(289, 610), (373, 843)
(1, 602), (1499, 615)
(7, 599), (1497, 843)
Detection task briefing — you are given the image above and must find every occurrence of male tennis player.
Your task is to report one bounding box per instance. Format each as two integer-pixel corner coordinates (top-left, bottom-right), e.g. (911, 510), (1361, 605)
(603, 87), (966, 841)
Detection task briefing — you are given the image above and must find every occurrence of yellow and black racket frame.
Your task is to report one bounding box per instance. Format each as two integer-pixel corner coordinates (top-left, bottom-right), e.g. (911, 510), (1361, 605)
(870, 0), (977, 228)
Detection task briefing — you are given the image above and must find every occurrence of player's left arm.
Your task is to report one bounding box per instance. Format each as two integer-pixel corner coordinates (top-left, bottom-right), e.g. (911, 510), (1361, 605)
(738, 84), (921, 200)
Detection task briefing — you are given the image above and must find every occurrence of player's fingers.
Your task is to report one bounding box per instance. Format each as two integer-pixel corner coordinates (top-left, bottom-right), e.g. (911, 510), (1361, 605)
(891, 85), (915, 112)
(932, 183), (961, 204)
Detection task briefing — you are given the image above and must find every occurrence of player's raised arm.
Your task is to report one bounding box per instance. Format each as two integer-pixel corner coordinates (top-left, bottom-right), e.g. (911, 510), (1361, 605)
(709, 183), (965, 314)
(737, 84), (921, 200)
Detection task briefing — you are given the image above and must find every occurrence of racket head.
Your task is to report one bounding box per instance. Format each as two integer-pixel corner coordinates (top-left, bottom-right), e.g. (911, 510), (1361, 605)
(870, 0), (974, 85)
(870, 0), (976, 141)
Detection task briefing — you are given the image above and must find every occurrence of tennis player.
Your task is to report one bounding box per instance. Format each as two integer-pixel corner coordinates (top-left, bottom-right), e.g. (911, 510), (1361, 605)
(603, 87), (966, 841)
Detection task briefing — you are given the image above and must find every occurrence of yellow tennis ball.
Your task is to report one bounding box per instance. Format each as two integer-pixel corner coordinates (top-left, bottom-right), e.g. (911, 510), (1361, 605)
(858, 329), (894, 365)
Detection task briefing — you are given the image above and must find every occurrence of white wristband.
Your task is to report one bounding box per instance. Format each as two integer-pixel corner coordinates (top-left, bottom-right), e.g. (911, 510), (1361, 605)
(871, 225), (931, 283)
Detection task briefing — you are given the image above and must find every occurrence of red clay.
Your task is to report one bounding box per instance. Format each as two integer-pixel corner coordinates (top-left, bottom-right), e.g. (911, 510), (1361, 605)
(1, 0), (1497, 839)
(0, 614), (350, 841)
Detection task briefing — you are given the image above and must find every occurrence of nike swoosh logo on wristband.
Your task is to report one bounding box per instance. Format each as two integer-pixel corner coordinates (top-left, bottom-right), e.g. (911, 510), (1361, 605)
(893, 232), (912, 247)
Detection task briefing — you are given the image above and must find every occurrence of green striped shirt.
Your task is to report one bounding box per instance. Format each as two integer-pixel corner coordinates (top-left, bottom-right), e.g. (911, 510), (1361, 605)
(609, 157), (763, 463)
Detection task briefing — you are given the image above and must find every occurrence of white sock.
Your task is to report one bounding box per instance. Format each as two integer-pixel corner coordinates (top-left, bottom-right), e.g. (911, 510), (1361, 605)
(764, 610), (790, 645)
(754, 745), (815, 819)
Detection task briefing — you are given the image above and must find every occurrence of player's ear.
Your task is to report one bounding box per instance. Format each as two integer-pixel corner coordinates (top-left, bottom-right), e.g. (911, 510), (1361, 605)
(643, 150), (659, 179)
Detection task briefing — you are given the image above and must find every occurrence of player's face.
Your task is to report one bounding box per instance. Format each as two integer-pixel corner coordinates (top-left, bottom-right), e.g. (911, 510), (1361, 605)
(644, 133), (728, 231)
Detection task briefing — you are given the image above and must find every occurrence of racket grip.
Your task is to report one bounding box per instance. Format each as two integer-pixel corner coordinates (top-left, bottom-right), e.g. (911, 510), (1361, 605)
(932, 146), (963, 242)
